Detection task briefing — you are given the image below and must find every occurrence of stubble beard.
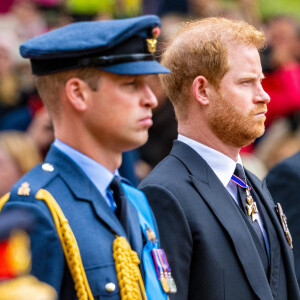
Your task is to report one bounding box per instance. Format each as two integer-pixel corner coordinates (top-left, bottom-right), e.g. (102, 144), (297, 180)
(207, 92), (266, 148)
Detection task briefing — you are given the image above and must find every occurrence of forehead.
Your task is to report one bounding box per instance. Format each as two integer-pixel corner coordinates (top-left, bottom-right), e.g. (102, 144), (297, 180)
(225, 44), (263, 79)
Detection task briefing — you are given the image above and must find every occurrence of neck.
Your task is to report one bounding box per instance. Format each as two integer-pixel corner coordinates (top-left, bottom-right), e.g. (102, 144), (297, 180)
(55, 128), (122, 173)
(178, 119), (240, 162)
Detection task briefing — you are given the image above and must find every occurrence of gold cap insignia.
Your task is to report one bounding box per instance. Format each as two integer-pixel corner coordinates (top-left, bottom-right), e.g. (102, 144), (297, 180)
(276, 203), (293, 249)
(17, 182), (30, 196)
(42, 163), (54, 172)
(146, 27), (161, 54)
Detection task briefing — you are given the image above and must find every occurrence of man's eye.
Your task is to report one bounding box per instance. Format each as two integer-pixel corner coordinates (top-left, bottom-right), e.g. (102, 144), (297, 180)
(124, 78), (137, 84)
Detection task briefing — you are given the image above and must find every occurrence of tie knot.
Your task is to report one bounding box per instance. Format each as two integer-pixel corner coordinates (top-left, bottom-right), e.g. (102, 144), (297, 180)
(234, 163), (246, 182)
(109, 176), (124, 198)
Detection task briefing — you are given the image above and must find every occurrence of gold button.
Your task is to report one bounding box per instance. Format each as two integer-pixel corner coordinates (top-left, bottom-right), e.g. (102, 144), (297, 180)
(42, 163), (54, 172)
(105, 282), (116, 292)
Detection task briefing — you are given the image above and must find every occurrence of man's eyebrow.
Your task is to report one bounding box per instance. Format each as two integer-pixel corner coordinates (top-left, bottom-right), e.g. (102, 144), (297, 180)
(239, 73), (265, 80)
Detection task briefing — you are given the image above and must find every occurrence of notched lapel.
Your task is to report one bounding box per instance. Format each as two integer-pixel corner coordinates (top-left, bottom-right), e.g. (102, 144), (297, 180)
(190, 174), (273, 300)
(246, 172), (293, 254)
(171, 141), (273, 299)
(246, 172), (297, 286)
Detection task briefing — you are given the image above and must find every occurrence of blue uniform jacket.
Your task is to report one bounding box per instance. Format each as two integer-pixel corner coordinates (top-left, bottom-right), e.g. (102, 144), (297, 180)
(2, 145), (149, 299)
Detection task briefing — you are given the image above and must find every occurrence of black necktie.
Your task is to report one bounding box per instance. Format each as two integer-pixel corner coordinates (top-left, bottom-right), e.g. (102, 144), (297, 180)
(109, 176), (130, 237)
(234, 164), (266, 250)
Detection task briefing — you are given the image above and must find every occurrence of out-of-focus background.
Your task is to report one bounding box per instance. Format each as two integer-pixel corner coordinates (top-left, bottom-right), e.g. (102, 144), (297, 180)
(0, 0), (299, 192)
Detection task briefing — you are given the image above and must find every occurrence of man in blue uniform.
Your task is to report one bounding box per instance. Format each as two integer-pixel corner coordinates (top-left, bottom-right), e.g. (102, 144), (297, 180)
(0, 16), (170, 299)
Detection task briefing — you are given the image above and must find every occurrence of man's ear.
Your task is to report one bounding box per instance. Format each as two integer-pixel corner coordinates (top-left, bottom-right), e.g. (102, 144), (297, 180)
(65, 78), (89, 111)
(192, 76), (210, 105)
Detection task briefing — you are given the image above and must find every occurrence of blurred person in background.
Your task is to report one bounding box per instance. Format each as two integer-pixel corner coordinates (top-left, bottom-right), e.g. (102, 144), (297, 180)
(266, 149), (300, 287)
(0, 130), (42, 197)
(137, 74), (177, 179)
(0, 208), (57, 300)
(252, 15), (300, 172)
(0, 32), (20, 118)
(0, 0), (48, 44)
(136, 14), (181, 179)
(261, 15), (300, 127)
(26, 106), (54, 158)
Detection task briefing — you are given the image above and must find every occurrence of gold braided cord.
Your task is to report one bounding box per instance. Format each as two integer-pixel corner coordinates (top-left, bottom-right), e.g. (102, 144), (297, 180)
(35, 189), (94, 300)
(0, 193), (10, 211)
(0, 191), (148, 300)
(113, 236), (147, 300)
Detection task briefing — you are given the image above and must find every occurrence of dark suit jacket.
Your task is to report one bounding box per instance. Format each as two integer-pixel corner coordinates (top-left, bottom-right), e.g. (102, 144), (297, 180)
(3, 145), (143, 299)
(266, 151), (300, 287)
(139, 141), (300, 300)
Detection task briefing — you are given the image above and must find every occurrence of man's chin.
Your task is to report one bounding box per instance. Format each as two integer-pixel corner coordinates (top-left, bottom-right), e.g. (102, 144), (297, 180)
(124, 133), (149, 152)
(238, 126), (265, 147)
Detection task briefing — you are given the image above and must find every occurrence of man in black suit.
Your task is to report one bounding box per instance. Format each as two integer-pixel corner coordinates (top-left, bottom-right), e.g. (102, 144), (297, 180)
(266, 151), (300, 287)
(139, 17), (300, 299)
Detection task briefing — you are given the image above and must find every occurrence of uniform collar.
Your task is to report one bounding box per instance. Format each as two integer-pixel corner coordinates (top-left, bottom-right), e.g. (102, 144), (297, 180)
(53, 139), (117, 197)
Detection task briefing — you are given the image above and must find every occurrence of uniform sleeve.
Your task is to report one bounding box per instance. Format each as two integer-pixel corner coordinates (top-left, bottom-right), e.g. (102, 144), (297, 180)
(2, 200), (65, 294)
(266, 163), (300, 285)
(140, 184), (193, 300)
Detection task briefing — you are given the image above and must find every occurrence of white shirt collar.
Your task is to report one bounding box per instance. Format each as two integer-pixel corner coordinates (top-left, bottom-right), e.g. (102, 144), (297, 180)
(178, 134), (243, 187)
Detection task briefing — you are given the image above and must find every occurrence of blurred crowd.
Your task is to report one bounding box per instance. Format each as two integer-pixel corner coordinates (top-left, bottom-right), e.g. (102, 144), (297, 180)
(0, 0), (299, 195)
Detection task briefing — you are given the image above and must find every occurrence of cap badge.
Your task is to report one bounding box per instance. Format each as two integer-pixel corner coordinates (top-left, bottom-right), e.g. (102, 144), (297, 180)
(146, 27), (161, 54)
(17, 182), (30, 196)
(276, 203), (293, 249)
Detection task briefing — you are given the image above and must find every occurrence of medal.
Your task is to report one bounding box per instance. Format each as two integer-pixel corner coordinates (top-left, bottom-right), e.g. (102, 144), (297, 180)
(159, 249), (177, 294)
(160, 271), (170, 293)
(276, 203), (293, 249)
(165, 272), (177, 294)
(151, 249), (170, 293)
(151, 249), (177, 294)
(231, 174), (259, 222)
(245, 190), (259, 222)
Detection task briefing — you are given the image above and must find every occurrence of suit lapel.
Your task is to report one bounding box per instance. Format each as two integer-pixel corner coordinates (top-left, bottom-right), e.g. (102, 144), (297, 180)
(45, 146), (126, 237)
(246, 180), (281, 298)
(170, 141), (273, 300)
(246, 171), (299, 296)
(245, 171), (294, 262)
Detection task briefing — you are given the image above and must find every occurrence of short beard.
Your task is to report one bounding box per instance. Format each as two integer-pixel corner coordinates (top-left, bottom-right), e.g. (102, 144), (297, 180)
(207, 91), (266, 148)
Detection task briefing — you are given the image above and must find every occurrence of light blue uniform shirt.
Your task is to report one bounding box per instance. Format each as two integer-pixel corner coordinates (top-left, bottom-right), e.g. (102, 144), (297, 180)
(178, 134), (270, 258)
(53, 139), (117, 210)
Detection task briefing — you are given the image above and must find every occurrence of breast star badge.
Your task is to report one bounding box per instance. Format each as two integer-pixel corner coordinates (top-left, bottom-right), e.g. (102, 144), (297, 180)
(246, 189), (259, 222)
(276, 203), (293, 249)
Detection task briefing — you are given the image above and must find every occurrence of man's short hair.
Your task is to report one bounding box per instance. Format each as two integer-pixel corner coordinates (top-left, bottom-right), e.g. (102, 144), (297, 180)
(159, 17), (266, 121)
(35, 67), (101, 118)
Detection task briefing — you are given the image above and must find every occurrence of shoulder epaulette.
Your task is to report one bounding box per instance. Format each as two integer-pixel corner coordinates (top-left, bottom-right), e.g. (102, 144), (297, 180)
(9, 162), (58, 203)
